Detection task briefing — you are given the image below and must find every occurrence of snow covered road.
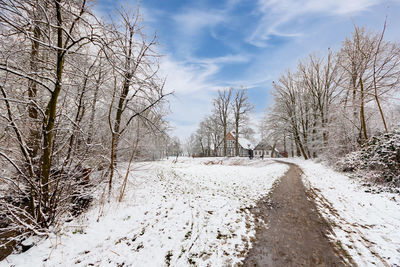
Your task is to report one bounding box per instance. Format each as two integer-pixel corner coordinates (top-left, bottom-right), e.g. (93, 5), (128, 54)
(285, 158), (400, 267)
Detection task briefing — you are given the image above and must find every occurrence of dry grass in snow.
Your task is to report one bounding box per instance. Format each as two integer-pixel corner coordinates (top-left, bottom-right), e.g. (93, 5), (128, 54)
(3, 157), (288, 267)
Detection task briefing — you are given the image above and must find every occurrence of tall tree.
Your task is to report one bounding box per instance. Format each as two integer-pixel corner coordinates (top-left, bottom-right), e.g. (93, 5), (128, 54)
(298, 51), (341, 150)
(0, 0), (170, 245)
(232, 87), (254, 156)
(272, 74), (309, 160)
(267, 24), (400, 160)
(204, 114), (224, 156)
(213, 88), (232, 156)
(102, 8), (168, 192)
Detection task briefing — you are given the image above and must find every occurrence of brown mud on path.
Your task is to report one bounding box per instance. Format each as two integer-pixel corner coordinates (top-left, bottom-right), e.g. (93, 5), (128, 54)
(243, 162), (351, 267)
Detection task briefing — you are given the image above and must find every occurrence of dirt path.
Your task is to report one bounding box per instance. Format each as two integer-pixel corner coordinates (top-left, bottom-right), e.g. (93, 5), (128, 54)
(243, 162), (349, 267)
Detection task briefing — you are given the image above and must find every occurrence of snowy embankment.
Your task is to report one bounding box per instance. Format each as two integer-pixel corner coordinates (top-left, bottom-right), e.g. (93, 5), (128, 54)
(3, 158), (288, 267)
(284, 158), (400, 267)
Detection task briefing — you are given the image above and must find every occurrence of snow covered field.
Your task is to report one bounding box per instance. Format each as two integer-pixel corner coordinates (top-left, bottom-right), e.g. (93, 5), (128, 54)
(3, 158), (288, 267)
(4, 157), (400, 267)
(284, 158), (400, 266)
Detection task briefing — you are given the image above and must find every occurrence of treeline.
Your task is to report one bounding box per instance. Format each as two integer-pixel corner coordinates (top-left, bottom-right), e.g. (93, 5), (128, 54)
(263, 25), (400, 160)
(186, 87), (254, 157)
(0, 0), (170, 245)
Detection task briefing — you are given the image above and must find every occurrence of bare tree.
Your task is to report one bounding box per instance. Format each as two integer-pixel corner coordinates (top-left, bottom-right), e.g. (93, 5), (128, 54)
(267, 24), (400, 161)
(0, 0), (170, 250)
(0, 3), (114, 255)
(184, 134), (197, 157)
(298, 50), (341, 154)
(232, 87), (254, 156)
(213, 88), (232, 156)
(101, 7), (169, 192)
(272, 72), (310, 159)
(0, 0), (96, 227)
(339, 25), (400, 146)
(339, 27), (378, 144)
(205, 114), (223, 156)
(370, 20), (400, 133)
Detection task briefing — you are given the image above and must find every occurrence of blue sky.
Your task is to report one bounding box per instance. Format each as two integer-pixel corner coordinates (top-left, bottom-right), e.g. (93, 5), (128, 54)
(97, 0), (400, 141)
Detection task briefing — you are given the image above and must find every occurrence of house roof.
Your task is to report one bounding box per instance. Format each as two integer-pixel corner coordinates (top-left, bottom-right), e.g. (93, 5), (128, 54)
(225, 132), (235, 141)
(238, 137), (254, 150)
(216, 132), (255, 150)
(229, 131), (255, 150)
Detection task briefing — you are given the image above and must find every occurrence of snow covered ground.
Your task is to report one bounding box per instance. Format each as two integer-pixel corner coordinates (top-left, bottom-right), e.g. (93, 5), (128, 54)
(4, 157), (400, 266)
(284, 158), (400, 267)
(3, 157), (288, 267)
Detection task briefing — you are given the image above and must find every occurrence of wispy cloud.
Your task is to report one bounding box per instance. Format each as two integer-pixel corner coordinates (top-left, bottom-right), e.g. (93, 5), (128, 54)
(160, 53), (251, 94)
(97, 0), (400, 141)
(159, 51), (254, 139)
(159, 56), (217, 95)
(158, 54), (222, 139)
(247, 0), (382, 47)
(173, 9), (227, 36)
(196, 53), (250, 64)
(257, 0), (380, 14)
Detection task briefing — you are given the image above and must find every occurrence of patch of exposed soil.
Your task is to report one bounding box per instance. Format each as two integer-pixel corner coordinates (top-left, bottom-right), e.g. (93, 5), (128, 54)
(243, 162), (350, 267)
(0, 230), (16, 261)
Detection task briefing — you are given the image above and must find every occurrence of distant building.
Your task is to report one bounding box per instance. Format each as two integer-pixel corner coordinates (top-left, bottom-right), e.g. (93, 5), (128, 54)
(217, 132), (254, 157)
(253, 142), (280, 158)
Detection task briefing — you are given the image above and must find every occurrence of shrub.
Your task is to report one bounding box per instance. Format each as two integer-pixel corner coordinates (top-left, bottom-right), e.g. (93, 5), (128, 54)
(361, 130), (400, 185)
(335, 151), (363, 172)
(336, 129), (400, 187)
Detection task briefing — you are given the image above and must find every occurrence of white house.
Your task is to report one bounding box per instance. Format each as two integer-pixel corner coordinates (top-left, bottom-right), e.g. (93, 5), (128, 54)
(253, 142), (280, 158)
(217, 132), (254, 157)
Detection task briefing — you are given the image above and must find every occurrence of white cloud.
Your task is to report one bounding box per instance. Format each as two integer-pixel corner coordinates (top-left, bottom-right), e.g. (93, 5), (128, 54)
(167, 93), (214, 140)
(158, 52), (253, 140)
(158, 55), (221, 140)
(173, 9), (227, 36)
(257, 0), (379, 14)
(196, 53), (250, 64)
(159, 53), (251, 95)
(247, 0), (382, 47)
(159, 55), (217, 95)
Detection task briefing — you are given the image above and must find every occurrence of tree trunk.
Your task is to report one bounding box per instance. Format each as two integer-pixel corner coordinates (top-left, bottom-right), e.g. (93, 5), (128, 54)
(283, 134), (287, 155)
(108, 20), (134, 191)
(66, 76), (88, 162)
(374, 94), (388, 133)
(295, 141), (301, 157)
(87, 71), (101, 144)
(321, 115), (329, 148)
(108, 74), (132, 192)
(290, 137), (294, 157)
(235, 120), (239, 156)
(312, 111), (318, 158)
(27, 20), (41, 161)
(359, 77), (368, 144)
(40, 0), (65, 225)
(223, 125), (227, 156)
(294, 129), (308, 160)
(119, 120), (140, 202)
(27, 10), (42, 218)
(271, 141), (277, 158)
(372, 21), (389, 133)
